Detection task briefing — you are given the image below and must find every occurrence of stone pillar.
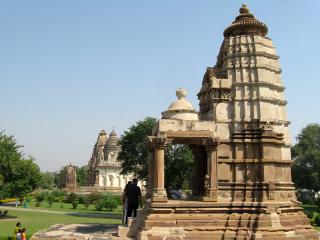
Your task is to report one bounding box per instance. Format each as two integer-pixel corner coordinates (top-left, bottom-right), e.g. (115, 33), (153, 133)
(146, 151), (154, 200)
(202, 137), (218, 202)
(149, 136), (171, 202)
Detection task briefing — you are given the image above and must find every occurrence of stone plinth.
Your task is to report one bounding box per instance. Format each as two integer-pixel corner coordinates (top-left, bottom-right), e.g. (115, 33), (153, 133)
(30, 223), (129, 240)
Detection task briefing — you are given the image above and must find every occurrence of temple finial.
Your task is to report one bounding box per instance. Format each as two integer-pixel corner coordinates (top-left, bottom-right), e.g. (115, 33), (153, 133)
(239, 3), (249, 14)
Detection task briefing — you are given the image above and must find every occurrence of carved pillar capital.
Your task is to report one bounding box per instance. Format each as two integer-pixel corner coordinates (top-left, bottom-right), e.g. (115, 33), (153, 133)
(148, 136), (172, 149)
(202, 137), (219, 150)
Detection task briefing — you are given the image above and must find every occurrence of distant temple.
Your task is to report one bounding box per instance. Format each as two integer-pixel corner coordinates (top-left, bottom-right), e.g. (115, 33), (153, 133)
(65, 163), (77, 191)
(87, 129), (136, 190)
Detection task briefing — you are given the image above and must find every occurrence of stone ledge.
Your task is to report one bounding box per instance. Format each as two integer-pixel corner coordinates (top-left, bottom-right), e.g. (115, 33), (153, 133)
(30, 223), (130, 240)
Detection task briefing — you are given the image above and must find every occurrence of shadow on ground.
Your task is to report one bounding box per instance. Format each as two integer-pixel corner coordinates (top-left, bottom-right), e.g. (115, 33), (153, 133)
(66, 212), (122, 219)
(74, 223), (118, 233)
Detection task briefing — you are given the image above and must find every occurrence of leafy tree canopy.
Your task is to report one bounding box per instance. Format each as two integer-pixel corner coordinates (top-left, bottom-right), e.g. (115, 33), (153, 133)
(118, 117), (156, 180)
(55, 166), (67, 189)
(292, 123), (320, 192)
(118, 117), (194, 188)
(0, 131), (41, 198)
(76, 165), (88, 186)
(39, 172), (56, 189)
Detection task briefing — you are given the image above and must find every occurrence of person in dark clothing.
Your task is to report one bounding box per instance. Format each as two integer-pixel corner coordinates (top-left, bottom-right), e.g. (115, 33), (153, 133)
(125, 178), (142, 224)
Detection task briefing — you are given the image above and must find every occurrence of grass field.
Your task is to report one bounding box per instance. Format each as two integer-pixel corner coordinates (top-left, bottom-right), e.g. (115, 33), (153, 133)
(0, 209), (121, 240)
(25, 199), (123, 213)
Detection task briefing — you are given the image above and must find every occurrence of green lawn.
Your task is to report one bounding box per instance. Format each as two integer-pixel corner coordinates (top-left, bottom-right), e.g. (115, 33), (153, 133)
(0, 209), (121, 240)
(25, 199), (122, 213)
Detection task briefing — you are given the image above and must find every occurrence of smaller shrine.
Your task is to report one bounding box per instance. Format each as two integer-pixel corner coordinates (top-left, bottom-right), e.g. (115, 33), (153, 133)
(87, 129), (142, 191)
(65, 163), (77, 191)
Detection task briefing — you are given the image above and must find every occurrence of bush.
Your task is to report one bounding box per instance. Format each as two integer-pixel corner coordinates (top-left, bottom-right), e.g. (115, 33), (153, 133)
(304, 210), (314, 219)
(72, 200), (78, 209)
(83, 195), (90, 209)
(103, 195), (119, 211)
(113, 195), (122, 205)
(54, 195), (64, 203)
(315, 214), (320, 226)
(317, 198), (320, 212)
(35, 191), (47, 204)
(51, 190), (65, 199)
(66, 193), (78, 203)
(94, 199), (104, 211)
(88, 192), (103, 204)
(46, 193), (55, 207)
(78, 195), (86, 204)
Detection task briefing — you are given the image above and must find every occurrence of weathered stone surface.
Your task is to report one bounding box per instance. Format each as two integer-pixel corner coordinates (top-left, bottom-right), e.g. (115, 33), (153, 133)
(30, 224), (129, 240)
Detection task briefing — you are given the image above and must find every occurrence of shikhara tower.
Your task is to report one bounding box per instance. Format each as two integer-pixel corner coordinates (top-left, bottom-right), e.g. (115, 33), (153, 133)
(118, 5), (319, 240)
(197, 3), (293, 200)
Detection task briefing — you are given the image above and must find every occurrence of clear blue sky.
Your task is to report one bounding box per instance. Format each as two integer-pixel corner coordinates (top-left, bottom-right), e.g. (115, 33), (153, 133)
(1, 1), (319, 171)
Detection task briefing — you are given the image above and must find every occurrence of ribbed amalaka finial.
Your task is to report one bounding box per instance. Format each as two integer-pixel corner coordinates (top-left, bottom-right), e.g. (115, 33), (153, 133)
(223, 4), (268, 38)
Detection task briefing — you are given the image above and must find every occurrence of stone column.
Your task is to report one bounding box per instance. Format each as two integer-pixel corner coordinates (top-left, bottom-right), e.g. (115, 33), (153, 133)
(202, 137), (218, 202)
(146, 150), (154, 200)
(149, 136), (171, 202)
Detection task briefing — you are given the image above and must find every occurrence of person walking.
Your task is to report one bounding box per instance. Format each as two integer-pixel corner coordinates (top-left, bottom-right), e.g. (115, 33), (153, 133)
(122, 181), (132, 224)
(125, 178), (142, 224)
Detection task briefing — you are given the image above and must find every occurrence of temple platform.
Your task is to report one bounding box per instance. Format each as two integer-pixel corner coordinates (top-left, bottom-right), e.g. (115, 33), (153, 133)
(116, 201), (319, 240)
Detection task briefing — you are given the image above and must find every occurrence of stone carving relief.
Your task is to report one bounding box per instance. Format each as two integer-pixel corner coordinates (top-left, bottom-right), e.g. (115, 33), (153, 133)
(204, 174), (210, 197)
(267, 182), (275, 200)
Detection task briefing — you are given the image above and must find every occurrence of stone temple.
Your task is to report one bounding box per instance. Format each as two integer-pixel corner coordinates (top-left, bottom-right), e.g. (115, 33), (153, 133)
(87, 129), (138, 191)
(119, 4), (319, 240)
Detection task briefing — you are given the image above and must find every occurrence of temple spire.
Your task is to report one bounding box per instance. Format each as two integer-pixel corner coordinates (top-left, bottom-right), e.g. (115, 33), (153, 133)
(223, 4), (268, 38)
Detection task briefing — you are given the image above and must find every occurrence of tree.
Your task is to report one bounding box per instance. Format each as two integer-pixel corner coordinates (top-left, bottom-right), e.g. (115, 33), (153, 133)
(118, 117), (194, 188)
(292, 123), (320, 192)
(55, 166), (67, 188)
(76, 166), (88, 186)
(0, 131), (41, 198)
(118, 117), (157, 180)
(39, 172), (55, 189)
(165, 144), (193, 189)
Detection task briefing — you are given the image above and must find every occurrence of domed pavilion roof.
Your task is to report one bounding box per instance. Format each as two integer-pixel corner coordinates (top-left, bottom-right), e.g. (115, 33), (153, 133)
(162, 88), (199, 121)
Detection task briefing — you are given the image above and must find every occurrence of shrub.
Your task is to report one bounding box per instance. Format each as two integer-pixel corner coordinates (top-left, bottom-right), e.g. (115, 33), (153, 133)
(78, 195), (85, 204)
(51, 190), (65, 199)
(35, 191), (47, 206)
(66, 193), (78, 203)
(83, 195), (90, 209)
(46, 193), (55, 207)
(88, 192), (103, 204)
(72, 200), (78, 209)
(304, 210), (314, 219)
(94, 199), (104, 211)
(54, 196), (64, 203)
(113, 195), (122, 205)
(59, 198), (64, 208)
(315, 214), (320, 226)
(103, 195), (119, 211)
